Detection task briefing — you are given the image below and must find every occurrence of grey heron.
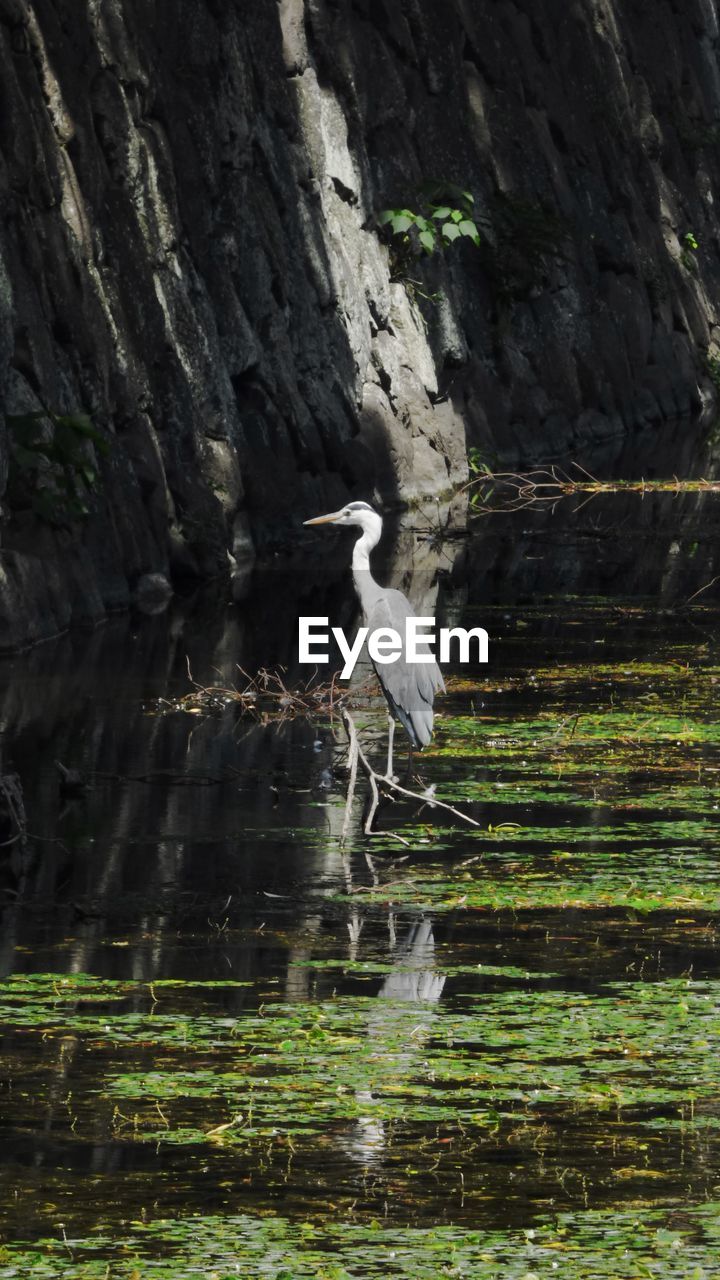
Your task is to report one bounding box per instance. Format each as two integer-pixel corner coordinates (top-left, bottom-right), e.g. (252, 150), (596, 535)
(303, 502), (445, 773)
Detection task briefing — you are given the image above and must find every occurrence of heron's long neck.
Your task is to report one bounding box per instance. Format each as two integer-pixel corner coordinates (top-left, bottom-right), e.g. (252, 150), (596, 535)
(352, 524), (383, 616)
(351, 526), (379, 573)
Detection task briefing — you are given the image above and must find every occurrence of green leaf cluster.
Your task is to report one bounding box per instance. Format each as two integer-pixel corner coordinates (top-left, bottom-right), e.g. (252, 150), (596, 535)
(4, 408), (109, 525)
(680, 230), (699, 272)
(378, 181), (480, 273)
(706, 351), (720, 389)
(467, 446), (495, 509)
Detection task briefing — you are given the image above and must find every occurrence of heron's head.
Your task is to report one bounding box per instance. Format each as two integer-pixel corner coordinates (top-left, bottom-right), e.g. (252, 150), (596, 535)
(303, 501), (382, 537)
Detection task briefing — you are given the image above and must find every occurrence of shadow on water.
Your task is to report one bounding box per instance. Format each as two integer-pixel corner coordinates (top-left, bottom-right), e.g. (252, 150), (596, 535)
(2, 453), (720, 1273)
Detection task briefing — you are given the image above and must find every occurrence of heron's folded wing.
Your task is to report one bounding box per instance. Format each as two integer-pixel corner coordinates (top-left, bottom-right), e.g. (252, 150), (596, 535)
(366, 591), (444, 747)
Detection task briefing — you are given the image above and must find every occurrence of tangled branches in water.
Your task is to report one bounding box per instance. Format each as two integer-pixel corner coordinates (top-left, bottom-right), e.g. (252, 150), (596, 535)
(151, 663), (479, 839)
(462, 461), (720, 517)
(340, 709), (480, 844)
(152, 661), (378, 724)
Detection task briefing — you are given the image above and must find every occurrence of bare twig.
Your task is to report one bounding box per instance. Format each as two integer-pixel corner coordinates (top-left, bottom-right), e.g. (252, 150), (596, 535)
(463, 466), (720, 516)
(686, 575), (720, 604)
(372, 774), (482, 827)
(152, 664), (376, 726)
(341, 709), (480, 836)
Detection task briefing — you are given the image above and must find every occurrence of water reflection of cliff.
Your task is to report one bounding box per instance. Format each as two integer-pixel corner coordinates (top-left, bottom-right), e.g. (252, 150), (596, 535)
(452, 421), (720, 608)
(0, 520), (459, 974)
(454, 487), (720, 609)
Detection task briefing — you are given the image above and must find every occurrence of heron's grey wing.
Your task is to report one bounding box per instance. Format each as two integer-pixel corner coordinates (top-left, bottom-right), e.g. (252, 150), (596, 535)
(366, 590), (444, 748)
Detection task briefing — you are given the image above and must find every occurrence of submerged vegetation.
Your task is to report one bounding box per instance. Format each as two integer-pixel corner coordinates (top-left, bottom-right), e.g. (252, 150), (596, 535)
(6, 1203), (720, 1278)
(2, 599), (720, 1274)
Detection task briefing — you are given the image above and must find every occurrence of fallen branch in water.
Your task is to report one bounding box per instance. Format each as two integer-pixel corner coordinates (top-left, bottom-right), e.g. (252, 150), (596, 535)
(152, 661), (375, 725)
(341, 709), (481, 840)
(462, 462), (720, 516)
(150, 667), (478, 837)
(686, 574), (720, 604)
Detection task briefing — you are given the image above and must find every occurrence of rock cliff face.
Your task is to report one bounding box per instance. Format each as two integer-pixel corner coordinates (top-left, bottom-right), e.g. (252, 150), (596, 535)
(1, 0), (720, 648)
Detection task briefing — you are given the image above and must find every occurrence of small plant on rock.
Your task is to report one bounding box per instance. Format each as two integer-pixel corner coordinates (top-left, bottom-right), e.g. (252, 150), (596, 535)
(680, 231), (699, 272)
(4, 409), (109, 525)
(705, 350), (720, 391)
(378, 180), (481, 281)
(466, 447), (496, 512)
(487, 192), (568, 300)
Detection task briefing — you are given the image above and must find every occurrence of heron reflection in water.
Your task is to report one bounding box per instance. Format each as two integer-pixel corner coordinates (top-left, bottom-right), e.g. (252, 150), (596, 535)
(345, 917), (446, 1165)
(303, 502), (444, 775)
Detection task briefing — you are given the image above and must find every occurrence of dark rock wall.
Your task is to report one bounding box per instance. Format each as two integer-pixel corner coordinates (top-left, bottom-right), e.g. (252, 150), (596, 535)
(1, 0), (720, 648)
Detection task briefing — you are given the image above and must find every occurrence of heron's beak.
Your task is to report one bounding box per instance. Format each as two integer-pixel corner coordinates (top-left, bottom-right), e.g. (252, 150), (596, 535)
(303, 510), (343, 526)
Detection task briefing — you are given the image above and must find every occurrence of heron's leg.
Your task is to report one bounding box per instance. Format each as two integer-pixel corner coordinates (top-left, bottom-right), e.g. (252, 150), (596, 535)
(385, 715), (395, 780)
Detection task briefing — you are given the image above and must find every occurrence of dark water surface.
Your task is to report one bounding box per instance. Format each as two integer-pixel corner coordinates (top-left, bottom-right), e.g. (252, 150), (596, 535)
(2, 479), (720, 1276)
